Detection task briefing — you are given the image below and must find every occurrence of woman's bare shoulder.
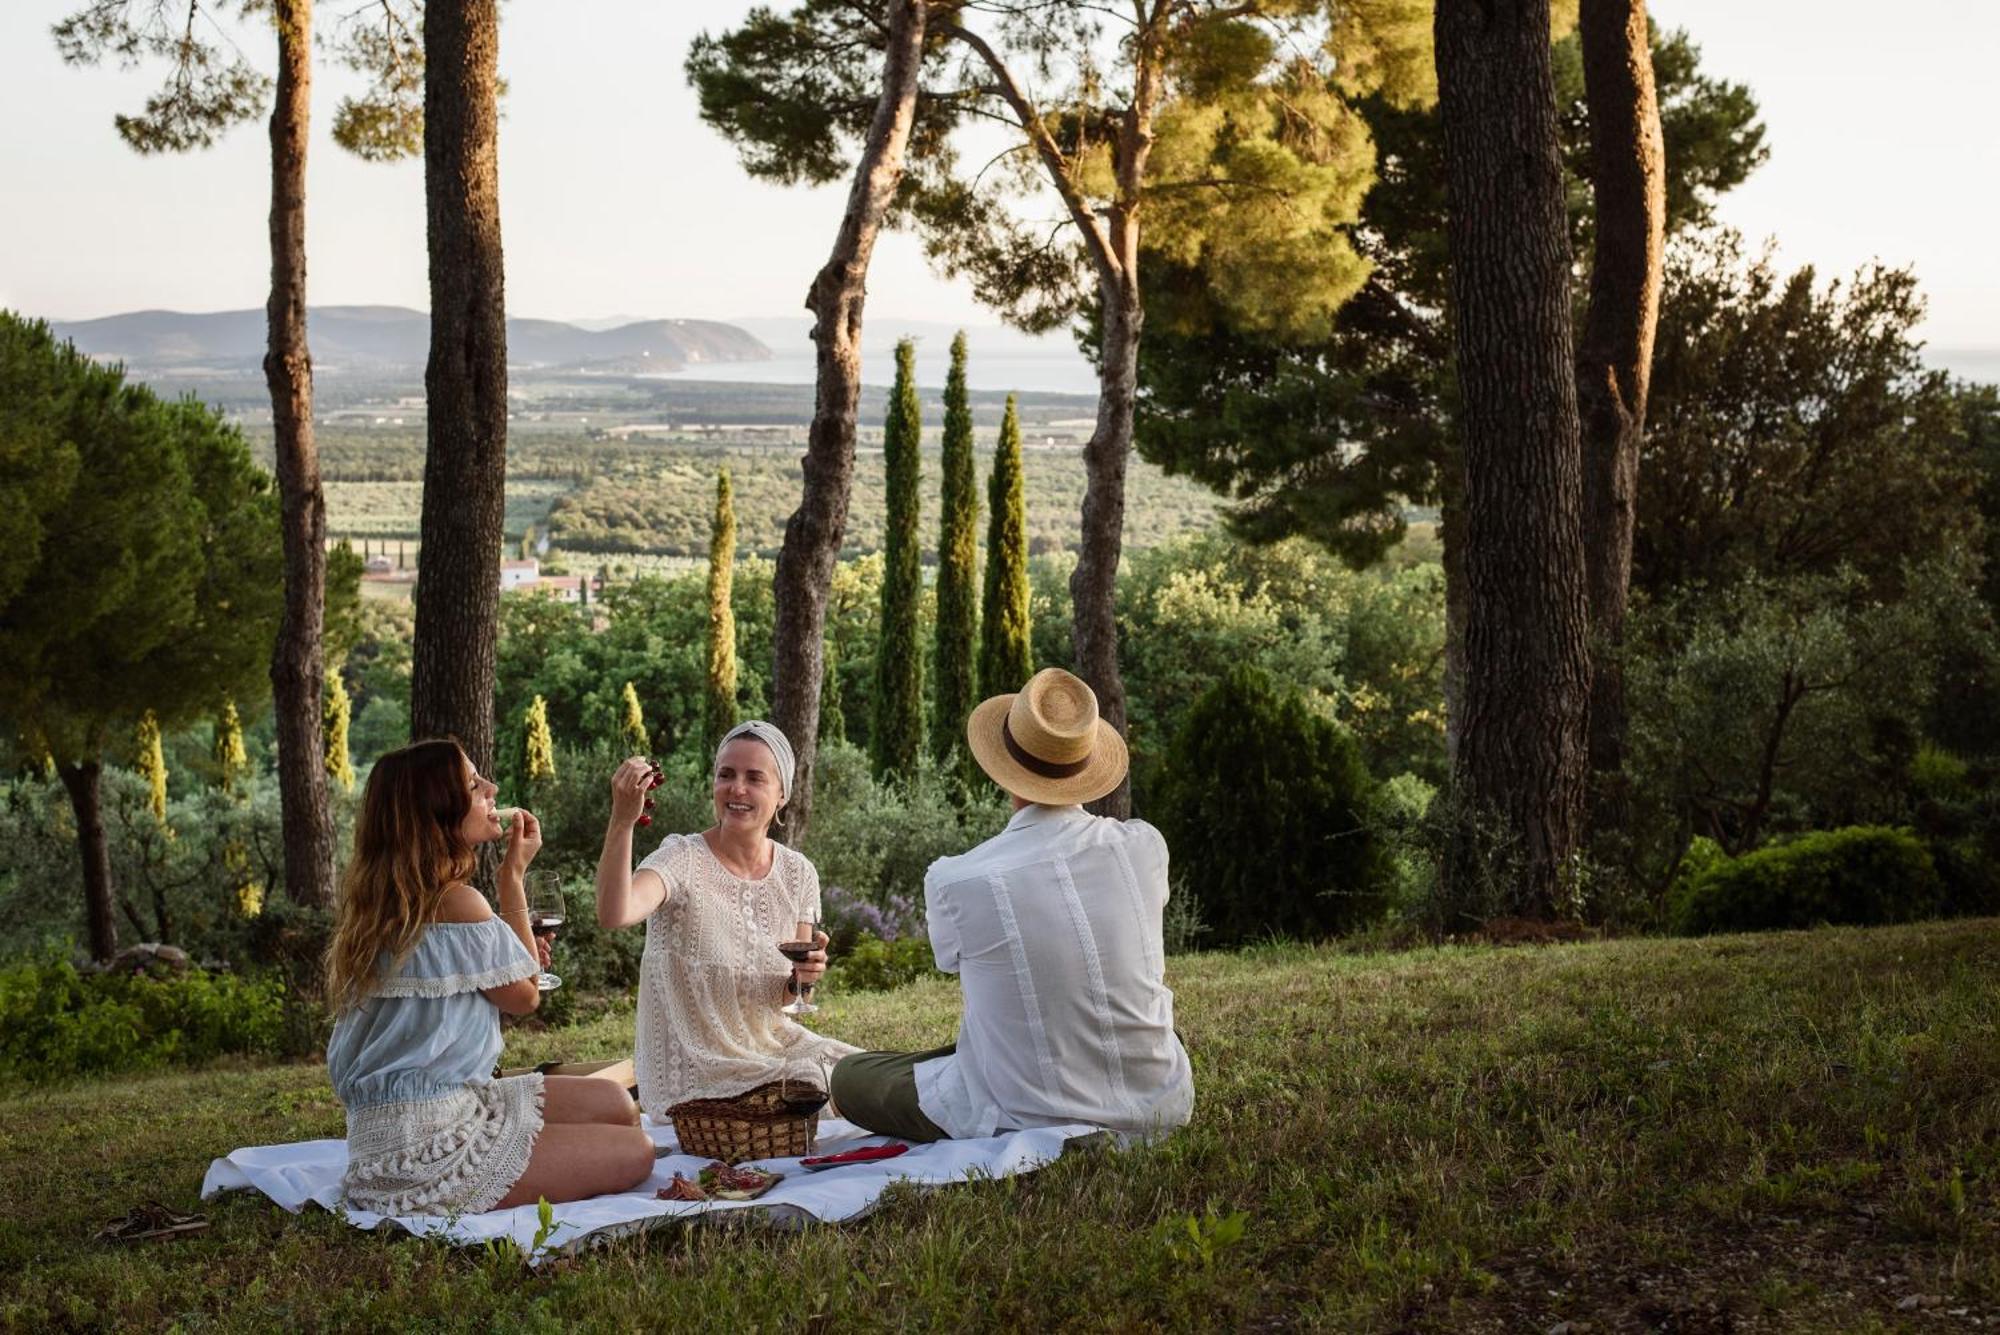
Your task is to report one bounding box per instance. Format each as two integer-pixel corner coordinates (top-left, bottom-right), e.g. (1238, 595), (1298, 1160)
(431, 882), (493, 923)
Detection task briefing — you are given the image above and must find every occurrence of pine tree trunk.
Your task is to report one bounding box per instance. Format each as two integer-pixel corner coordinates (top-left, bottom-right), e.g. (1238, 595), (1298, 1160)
(1074, 276), (1139, 818)
(1434, 0), (1593, 920)
(1577, 0), (1666, 838)
(56, 760), (117, 962)
(770, 0), (926, 841)
(412, 0), (508, 775)
(264, 0), (336, 910)
(1439, 487), (1468, 770)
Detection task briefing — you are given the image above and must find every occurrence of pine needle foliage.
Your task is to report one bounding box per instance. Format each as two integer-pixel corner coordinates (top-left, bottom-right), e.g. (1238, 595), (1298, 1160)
(978, 395), (1034, 698)
(933, 332), (979, 770)
(706, 470), (739, 751)
(871, 340), (925, 779)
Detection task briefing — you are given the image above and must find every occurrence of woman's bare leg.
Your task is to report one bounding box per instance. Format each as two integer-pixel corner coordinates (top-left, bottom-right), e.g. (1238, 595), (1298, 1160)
(539, 1075), (641, 1126)
(492, 1122), (655, 1209)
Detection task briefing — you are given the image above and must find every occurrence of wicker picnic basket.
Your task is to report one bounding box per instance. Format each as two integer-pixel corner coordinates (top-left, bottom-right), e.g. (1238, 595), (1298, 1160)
(667, 1079), (825, 1163)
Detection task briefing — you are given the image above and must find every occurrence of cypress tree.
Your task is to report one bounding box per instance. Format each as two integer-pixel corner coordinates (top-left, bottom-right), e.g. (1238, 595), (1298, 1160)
(979, 394), (1034, 697)
(706, 469), (739, 750)
(214, 697), (248, 794)
(524, 694), (556, 782)
(933, 332), (979, 770)
(620, 680), (648, 755)
(323, 673), (355, 793)
(819, 638), (846, 745)
(135, 710), (168, 825)
(872, 339), (925, 779)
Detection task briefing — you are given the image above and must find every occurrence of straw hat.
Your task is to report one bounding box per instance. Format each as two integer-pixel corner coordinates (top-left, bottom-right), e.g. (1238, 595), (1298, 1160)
(965, 668), (1128, 806)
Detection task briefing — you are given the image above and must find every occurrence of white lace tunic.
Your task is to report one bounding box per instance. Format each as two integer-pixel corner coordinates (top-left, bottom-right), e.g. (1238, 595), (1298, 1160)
(633, 833), (858, 1117)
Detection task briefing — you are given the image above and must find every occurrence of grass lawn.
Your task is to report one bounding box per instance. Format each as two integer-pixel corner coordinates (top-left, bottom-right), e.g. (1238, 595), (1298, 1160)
(3, 920), (1996, 1331)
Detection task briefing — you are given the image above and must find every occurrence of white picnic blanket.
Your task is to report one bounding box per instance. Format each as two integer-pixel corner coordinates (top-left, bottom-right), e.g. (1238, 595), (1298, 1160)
(201, 1115), (1102, 1261)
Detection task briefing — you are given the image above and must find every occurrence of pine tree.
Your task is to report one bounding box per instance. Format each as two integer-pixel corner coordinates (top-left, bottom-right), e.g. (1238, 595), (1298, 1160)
(979, 395), (1034, 697)
(524, 694), (556, 783)
(214, 697), (249, 794)
(933, 332), (979, 770)
(323, 672), (355, 793)
(620, 680), (648, 755)
(706, 469), (739, 749)
(872, 339), (925, 779)
(135, 711), (168, 825)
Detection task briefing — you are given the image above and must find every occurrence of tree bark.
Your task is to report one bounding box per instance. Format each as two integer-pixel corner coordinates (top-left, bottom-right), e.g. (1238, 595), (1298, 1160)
(1434, 0), (1593, 919)
(412, 0), (508, 775)
(264, 0), (337, 910)
(1073, 275), (1140, 817)
(1439, 487), (1468, 770)
(943, 15), (1163, 820)
(56, 760), (117, 962)
(1576, 0), (1666, 837)
(770, 0), (926, 842)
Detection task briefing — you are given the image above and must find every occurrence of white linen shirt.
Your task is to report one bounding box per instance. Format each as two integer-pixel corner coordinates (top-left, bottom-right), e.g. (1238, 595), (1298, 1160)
(914, 803), (1195, 1139)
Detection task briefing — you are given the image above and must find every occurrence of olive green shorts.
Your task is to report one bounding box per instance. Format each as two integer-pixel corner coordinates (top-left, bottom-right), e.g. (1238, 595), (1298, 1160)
(829, 1043), (956, 1143)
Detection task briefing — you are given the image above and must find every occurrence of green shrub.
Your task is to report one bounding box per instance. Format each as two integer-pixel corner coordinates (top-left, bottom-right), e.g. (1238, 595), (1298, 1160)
(0, 955), (285, 1084)
(1670, 826), (1944, 935)
(1153, 666), (1392, 946)
(827, 934), (942, 993)
(804, 742), (1009, 909)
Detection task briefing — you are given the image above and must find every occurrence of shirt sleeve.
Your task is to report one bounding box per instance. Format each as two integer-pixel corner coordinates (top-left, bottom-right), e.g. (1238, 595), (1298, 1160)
(794, 854), (824, 927)
(925, 866), (961, 975)
(370, 918), (537, 998)
(1128, 819), (1172, 911)
(635, 832), (690, 898)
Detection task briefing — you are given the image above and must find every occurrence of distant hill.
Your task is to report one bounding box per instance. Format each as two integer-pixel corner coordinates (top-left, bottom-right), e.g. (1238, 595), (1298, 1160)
(49, 306), (771, 375)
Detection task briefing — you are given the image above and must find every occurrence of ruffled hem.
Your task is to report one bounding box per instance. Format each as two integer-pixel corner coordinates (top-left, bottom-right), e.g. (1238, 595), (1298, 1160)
(342, 1074), (545, 1216)
(369, 956), (539, 999)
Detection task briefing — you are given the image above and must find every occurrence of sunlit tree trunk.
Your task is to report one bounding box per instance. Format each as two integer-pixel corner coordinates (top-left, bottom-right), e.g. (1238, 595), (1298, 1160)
(411, 0), (508, 775)
(264, 0), (336, 910)
(1577, 0), (1667, 840)
(770, 0), (927, 841)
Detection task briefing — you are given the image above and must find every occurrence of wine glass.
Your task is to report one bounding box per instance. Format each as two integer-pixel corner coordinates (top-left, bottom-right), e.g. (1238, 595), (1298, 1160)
(527, 871), (565, 992)
(777, 922), (822, 1016)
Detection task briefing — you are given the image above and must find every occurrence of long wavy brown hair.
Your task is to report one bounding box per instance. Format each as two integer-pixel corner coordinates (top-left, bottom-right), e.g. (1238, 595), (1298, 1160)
(325, 738), (480, 1012)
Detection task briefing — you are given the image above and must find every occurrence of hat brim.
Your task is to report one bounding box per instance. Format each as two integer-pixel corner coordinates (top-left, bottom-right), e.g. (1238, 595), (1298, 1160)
(964, 694), (1129, 806)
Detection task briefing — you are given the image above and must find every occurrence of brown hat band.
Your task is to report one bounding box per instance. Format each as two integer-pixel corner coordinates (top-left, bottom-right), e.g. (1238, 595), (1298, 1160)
(1003, 717), (1091, 779)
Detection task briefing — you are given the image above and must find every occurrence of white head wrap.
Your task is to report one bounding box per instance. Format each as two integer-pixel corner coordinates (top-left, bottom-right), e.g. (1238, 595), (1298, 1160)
(716, 720), (796, 798)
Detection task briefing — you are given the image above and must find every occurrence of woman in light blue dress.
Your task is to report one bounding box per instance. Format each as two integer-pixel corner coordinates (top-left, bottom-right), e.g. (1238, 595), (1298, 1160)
(325, 739), (655, 1216)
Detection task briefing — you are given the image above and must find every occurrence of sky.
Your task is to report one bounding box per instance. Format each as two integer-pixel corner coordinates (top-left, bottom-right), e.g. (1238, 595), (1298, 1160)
(1, 0), (1995, 356)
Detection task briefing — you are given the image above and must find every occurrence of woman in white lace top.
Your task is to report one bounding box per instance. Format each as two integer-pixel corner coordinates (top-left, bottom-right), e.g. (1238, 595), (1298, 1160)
(594, 721), (858, 1118)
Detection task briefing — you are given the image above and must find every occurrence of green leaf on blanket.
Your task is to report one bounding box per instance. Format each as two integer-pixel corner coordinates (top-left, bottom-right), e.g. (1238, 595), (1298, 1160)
(530, 1196), (567, 1256)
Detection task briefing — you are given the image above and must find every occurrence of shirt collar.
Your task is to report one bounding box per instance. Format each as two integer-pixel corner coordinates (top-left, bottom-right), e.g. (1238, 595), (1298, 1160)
(1004, 802), (1086, 834)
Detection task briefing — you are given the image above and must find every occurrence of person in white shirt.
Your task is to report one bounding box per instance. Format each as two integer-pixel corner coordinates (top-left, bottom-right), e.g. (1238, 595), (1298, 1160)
(830, 668), (1195, 1141)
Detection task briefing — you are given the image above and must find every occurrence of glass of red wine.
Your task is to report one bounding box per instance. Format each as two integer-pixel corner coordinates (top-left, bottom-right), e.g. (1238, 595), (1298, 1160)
(777, 924), (822, 1016)
(528, 872), (564, 992)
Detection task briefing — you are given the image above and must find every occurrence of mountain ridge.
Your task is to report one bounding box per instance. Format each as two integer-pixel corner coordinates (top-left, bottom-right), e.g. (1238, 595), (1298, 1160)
(48, 306), (771, 374)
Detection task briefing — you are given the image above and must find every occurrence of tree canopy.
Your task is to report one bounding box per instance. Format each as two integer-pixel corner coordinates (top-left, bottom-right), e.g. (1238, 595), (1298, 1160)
(1132, 25), (1767, 563)
(0, 314), (283, 763)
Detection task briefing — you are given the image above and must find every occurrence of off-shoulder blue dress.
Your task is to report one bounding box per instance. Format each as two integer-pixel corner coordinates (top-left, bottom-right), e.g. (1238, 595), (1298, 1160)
(326, 918), (544, 1215)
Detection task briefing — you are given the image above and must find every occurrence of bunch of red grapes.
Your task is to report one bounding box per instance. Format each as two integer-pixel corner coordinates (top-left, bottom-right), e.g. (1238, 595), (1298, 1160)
(638, 761), (664, 826)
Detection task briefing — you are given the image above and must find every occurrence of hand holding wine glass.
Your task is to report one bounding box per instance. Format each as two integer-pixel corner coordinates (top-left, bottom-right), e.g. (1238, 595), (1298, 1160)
(778, 922), (828, 1016)
(528, 872), (565, 992)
